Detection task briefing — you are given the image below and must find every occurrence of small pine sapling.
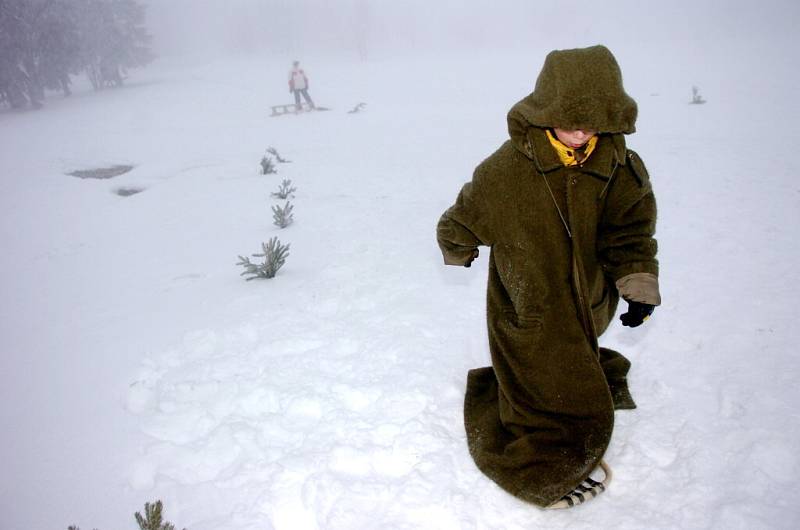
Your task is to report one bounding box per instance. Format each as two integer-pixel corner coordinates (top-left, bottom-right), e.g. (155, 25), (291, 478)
(260, 155), (277, 175)
(271, 179), (297, 199)
(266, 147), (290, 163)
(272, 201), (294, 228)
(237, 237), (290, 280)
(690, 86), (706, 104)
(348, 102), (366, 114)
(134, 500), (184, 530)
(66, 500), (182, 530)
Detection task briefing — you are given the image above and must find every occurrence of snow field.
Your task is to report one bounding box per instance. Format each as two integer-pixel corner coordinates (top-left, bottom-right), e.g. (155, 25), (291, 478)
(2, 34), (800, 529)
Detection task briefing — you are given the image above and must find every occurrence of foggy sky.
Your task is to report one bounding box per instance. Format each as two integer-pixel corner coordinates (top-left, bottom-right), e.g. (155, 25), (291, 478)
(141, 0), (799, 60)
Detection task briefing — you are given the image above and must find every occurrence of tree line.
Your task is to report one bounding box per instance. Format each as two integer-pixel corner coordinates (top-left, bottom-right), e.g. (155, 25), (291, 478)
(0, 0), (154, 109)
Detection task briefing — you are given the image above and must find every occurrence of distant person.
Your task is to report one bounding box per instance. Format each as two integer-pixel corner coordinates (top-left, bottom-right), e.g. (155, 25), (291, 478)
(436, 45), (660, 509)
(288, 60), (315, 112)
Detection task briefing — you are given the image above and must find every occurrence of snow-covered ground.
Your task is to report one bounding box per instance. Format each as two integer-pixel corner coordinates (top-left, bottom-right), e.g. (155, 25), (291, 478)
(2, 29), (800, 530)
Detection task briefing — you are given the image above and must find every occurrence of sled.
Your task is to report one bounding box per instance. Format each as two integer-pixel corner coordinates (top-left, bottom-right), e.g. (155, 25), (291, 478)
(270, 103), (331, 117)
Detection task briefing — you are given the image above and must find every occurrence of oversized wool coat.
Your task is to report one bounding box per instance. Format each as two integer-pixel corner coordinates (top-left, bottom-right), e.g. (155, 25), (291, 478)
(437, 46), (659, 507)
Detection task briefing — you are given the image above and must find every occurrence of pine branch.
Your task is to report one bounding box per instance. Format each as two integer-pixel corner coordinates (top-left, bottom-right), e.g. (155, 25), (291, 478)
(134, 500), (175, 530)
(348, 102), (366, 114)
(271, 179), (297, 200)
(259, 156), (277, 175)
(236, 255), (260, 280)
(237, 238), (290, 280)
(272, 201), (294, 228)
(690, 85), (706, 104)
(266, 147), (290, 163)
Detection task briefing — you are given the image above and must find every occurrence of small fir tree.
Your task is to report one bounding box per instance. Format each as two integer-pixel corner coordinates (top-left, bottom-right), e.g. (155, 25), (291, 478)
(271, 179), (297, 199)
(348, 102), (366, 114)
(690, 86), (706, 104)
(272, 201), (294, 228)
(237, 237), (290, 280)
(65, 500), (181, 530)
(260, 156), (277, 175)
(134, 500), (184, 530)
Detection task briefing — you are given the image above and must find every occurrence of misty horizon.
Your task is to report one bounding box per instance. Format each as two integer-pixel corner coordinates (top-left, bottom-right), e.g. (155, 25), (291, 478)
(142, 0), (795, 59)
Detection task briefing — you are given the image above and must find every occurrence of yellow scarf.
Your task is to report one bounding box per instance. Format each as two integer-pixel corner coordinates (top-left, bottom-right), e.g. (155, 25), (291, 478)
(545, 129), (598, 167)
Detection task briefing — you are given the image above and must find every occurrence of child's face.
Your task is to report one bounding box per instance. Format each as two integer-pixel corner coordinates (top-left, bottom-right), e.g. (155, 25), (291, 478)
(554, 128), (597, 149)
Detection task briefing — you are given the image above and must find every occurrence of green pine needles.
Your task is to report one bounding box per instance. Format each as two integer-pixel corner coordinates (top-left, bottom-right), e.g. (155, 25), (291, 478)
(260, 155), (277, 175)
(271, 179), (297, 199)
(134, 500), (184, 530)
(237, 237), (290, 280)
(67, 499), (183, 530)
(690, 86), (706, 104)
(272, 201), (294, 228)
(243, 146), (296, 281)
(266, 147), (290, 163)
(348, 102), (366, 114)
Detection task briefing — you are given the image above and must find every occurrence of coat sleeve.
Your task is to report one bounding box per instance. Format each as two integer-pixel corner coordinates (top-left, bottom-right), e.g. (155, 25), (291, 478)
(597, 150), (660, 300)
(437, 167), (494, 266)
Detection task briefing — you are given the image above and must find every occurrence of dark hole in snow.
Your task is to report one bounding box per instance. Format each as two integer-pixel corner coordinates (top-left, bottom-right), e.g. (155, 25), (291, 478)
(115, 187), (144, 197)
(67, 164), (134, 179)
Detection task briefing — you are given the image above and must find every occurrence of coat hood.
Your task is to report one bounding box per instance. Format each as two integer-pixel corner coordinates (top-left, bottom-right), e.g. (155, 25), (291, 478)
(508, 45), (637, 134)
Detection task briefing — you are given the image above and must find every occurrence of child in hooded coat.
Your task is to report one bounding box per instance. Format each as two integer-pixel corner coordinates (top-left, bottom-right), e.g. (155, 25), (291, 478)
(436, 45), (660, 508)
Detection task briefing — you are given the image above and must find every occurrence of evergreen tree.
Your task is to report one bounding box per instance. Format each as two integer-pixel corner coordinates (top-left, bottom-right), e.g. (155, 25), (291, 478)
(134, 500), (183, 530)
(690, 85), (706, 105)
(74, 0), (154, 90)
(260, 155), (277, 175)
(36, 0), (82, 95)
(272, 201), (294, 228)
(0, 0), (45, 108)
(0, 0), (154, 108)
(271, 179), (296, 199)
(237, 238), (290, 280)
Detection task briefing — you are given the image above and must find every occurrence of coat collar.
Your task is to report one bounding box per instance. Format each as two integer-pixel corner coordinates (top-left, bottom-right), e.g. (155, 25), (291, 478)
(545, 129), (599, 167)
(508, 107), (627, 179)
(526, 127), (625, 179)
